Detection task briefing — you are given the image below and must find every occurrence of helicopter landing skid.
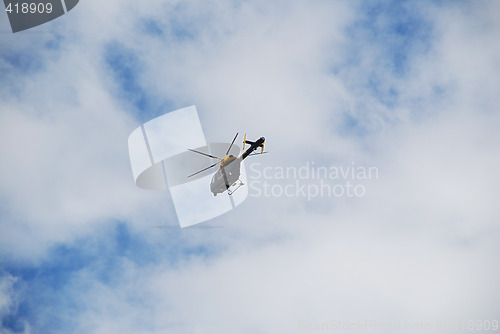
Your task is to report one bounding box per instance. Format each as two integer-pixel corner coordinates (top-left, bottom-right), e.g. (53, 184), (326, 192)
(228, 180), (244, 195)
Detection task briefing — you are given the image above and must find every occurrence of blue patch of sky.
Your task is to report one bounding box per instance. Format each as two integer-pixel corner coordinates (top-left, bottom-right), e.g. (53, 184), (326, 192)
(170, 22), (196, 41)
(127, 3), (230, 122)
(1, 51), (43, 73)
(43, 32), (64, 50)
(104, 41), (179, 123)
(335, 0), (434, 136)
(1, 315), (25, 334)
(139, 3), (201, 42)
(0, 221), (224, 333)
(169, 2), (206, 41)
(0, 51), (44, 99)
(0, 49), (44, 99)
(141, 18), (164, 37)
(346, 1), (433, 83)
(140, 17), (195, 41)
(104, 41), (150, 116)
(0, 31), (65, 74)
(0, 33), (65, 99)
(340, 113), (368, 137)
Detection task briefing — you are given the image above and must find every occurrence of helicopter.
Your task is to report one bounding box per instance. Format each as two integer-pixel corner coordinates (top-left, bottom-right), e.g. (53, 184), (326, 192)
(187, 133), (266, 196)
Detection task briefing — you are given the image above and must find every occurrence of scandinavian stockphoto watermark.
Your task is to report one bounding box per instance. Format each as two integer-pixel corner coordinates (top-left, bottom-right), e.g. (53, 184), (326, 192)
(248, 161), (379, 200)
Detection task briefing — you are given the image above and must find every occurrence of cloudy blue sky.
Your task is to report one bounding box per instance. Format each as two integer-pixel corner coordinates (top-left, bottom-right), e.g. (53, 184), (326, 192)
(1, 0), (499, 333)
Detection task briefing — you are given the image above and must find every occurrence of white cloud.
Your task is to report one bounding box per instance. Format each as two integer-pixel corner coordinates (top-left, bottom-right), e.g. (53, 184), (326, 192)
(0, 35), (167, 261)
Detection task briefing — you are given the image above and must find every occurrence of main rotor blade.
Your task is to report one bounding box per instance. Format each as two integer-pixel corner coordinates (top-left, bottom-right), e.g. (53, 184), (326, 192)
(188, 149), (222, 160)
(187, 162), (219, 178)
(225, 132), (239, 156)
(246, 151), (268, 157)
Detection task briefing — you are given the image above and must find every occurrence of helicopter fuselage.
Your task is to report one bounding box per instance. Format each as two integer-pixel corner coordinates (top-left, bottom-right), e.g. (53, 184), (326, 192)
(209, 136), (265, 196)
(210, 156), (242, 196)
(188, 134), (265, 196)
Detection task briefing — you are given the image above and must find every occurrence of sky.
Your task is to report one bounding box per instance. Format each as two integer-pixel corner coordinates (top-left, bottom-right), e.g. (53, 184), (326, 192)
(1, 0), (499, 333)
